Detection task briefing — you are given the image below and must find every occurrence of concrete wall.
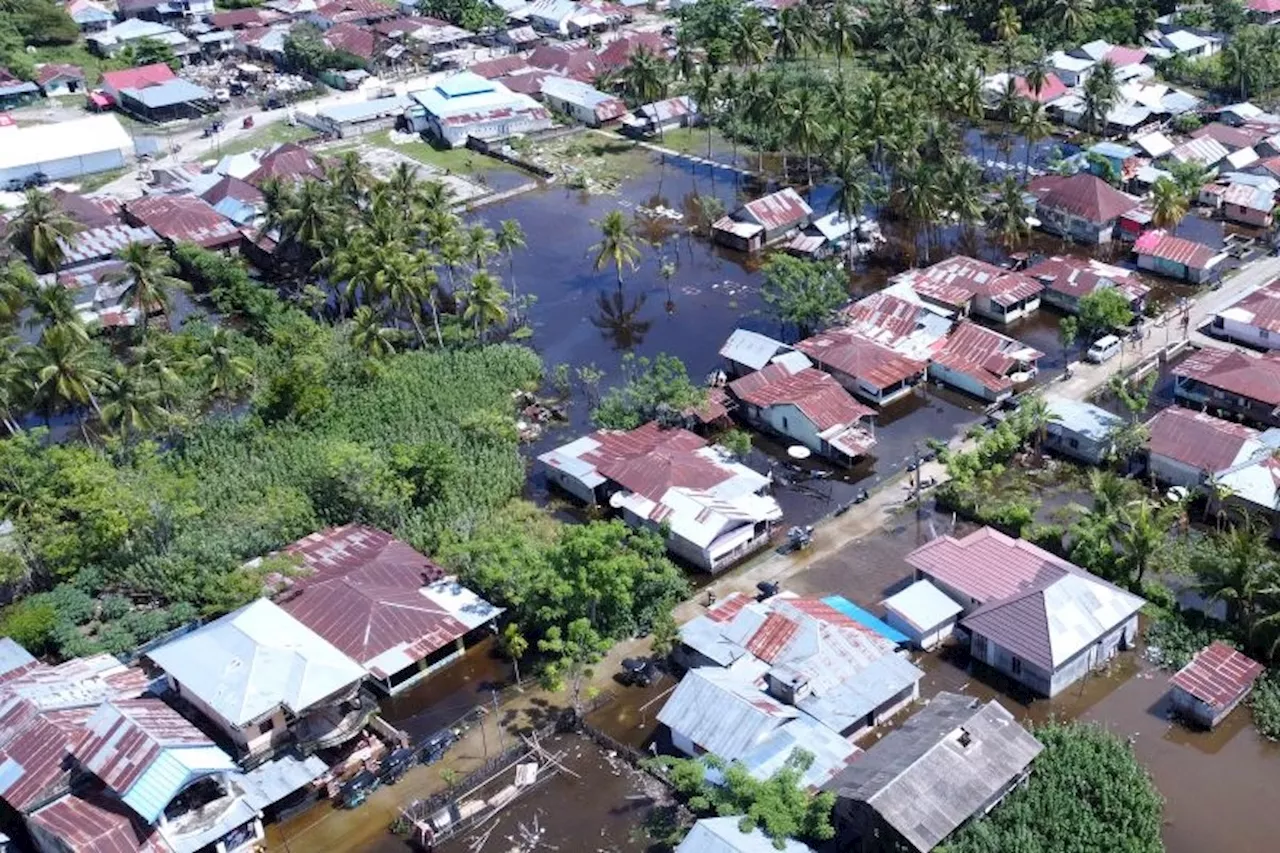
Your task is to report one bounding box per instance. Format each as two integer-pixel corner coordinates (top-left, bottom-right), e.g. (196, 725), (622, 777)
(1148, 451), (1206, 488)
(1214, 314), (1280, 350)
(0, 147), (126, 185)
(168, 675), (289, 755)
(972, 294), (1041, 324)
(972, 614), (1137, 697)
(540, 464), (600, 505)
(928, 363), (1008, 402)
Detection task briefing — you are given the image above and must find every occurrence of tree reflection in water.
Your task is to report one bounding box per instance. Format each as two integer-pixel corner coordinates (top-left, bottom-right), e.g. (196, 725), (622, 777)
(590, 290), (652, 350)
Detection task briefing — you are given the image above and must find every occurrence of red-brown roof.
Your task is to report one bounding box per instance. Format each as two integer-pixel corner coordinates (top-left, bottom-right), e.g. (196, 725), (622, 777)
(527, 44), (602, 82)
(244, 142), (325, 187)
(1170, 641), (1264, 711)
(1105, 45), (1147, 66)
(729, 362), (874, 430)
(1134, 230), (1217, 269)
(1029, 173), (1139, 224)
(27, 791), (165, 853)
(930, 321), (1042, 393)
(277, 525), (472, 676)
(1025, 255), (1150, 302)
(49, 188), (121, 228)
(596, 31), (667, 71)
(123, 196), (242, 249)
(314, 0), (396, 23)
(1191, 122), (1267, 152)
(1219, 277), (1280, 334)
(72, 698), (213, 798)
(905, 527), (1075, 605)
(1173, 346), (1280, 406)
(1014, 72), (1067, 103)
(200, 174), (265, 207)
(323, 21), (377, 60)
(746, 611), (801, 663)
(796, 328), (926, 392)
(496, 70), (552, 96)
(1146, 407), (1260, 472)
(209, 7), (283, 28)
(100, 63), (174, 93)
(898, 256), (1043, 309)
(35, 64), (85, 87)
(0, 707), (94, 811)
(578, 422), (732, 501)
(468, 55), (534, 79)
(741, 188), (812, 233)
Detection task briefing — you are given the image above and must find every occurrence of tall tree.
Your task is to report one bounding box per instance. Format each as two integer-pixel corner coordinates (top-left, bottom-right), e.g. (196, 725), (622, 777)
(1151, 176), (1189, 230)
(111, 242), (189, 339)
(495, 219), (526, 326)
(30, 324), (106, 420)
(195, 327), (253, 397)
(9, 190), (78, 273)
(460, 269), (509, 340)
(349, 305), (399, 359)
(99, 363), (167, 441)
(590, 211), (641, 289)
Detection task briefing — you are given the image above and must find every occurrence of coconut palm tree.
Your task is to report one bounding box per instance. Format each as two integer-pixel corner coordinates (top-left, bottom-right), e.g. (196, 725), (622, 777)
(9, 190), (78, 273)
(99, 363), (167, 440)
(30, 324), (106, 420)
(196, 327), (253, 397)
(775, 6), (810, 63)
(986, 174), (1032, 247)
(1151, 177), (1189, 230)
(0, 341), (30, 436)
(25, 283), (84, 338)
(1117, 497), (1179, 589)
(350, 305), (399, 359)
(465, 224), (498, 271)
(785, 86), (826, 186)
(1024, 55), (1051, 102)
(828, 0), (859, 73)
(1015, 99), (1054, 180)
(732, 7), (772, 69)
(410, 248), (444, 348)
(829, 148), (883, 265)
(896, 162), (942, 262)
(437, 236), (467, 296)
(379, 248), (433, 348)
(590, 211), (641, 290)
(1053, 0), (1095, 41)
(111, 242), (189, 338)
(688, 64), (720, 165)
(994, 6), (1021, 76)
(130, 342), (185, 407)
(1082, 58), (1118, 136)
(1194, 515), (1279, 635)
(329, 150), (372, 206)
(0, 261), (33, 329)
(495, 219), (525, 325)
(939, 155), (986, 232)
(460, 270), (509, 340)
(621, 47), (669, 106)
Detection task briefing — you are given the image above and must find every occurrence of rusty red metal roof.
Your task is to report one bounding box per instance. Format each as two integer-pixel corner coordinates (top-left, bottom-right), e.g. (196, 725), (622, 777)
(1220, 276), (1280, 334)
(72, 698), (213, 798)
(35, 64), (84, 88)
(580, 423), (733, 501)
(27, 791), (165, 853)
(323, 22), (377, 60)
(1174, 345), (1280, 406)
(745, 612), (801, 663)
(905, 527), (1075, 606)
(705, 591), (752, 623)
(1135, 230), (1217, 269)
(729, 362), (874, 431)
(1025, 255), (1150, 302)
(930, 322), (1042, 393)
(527, 44), (601, 82)
(1170, 641), (1264, 711)
(275, 525), (481, 676)
(209, 7), (283, 28)
(1146, 407), (1260, 472)
(0, 707), (94, 811)
(100, 63), (174, 94)
(741, 188), (812, 233)
(245, 142), (325, 187)
(1029, 173), (1139, 224)
(596, 31), (667, 71)
(124, 195), (242, 249)
(1191, 122), (1267, 151)
(796, 329), (927, 392)
(469, 55), (534, 79)
(898, 256), (1043, 309)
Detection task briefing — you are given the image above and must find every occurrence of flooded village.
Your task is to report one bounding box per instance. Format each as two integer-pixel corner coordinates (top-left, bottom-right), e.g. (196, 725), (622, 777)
(7, 2), (1280, 853)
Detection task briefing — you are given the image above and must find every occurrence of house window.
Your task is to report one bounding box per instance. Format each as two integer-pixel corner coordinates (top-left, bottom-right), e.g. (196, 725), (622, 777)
(1262, 329), (1271, 340)
(1069, 438), (1079, 449)
(259, 718), (275, 735)
(782, 415), (788, 429)
(1011, 657), (1023, 675)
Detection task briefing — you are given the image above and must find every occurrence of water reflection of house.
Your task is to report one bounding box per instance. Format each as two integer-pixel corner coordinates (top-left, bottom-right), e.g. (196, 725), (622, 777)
(891, 256), (1042, 324)
(537, 422), (782, 572)
(927, 321), (1042, 403)
(1023, 255), (1149, 315)
(1211, 276), (1280, 349)
(906, 527), (1144, 697)
(727, 361), (877, 466)
(272, 525), (502, 695)
(712, 188), (812, 253)
(1027, 172), (1139, 244)
(1134, 230), (1226, 283)
(1169, 642), (1265, 729)
(795, 328), (927, 407)
(823, 692), (1042, 853)
(667, 591), (923, 749)
(147, 599), (370, 761)
(1173, 345), (1280, 428)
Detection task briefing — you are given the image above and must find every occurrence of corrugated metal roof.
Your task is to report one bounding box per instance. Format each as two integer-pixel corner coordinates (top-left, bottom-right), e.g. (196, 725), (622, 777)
(1221, 278), (1280, 334)
(1025, 255), (1149, 302)
(881, 581), (963, 633)
(1146, 406), (1261, 472)
(1170, 136), (1229, 167)
(1173, 345), (1280, 405)
(1044, 394), (1124, 442)
(147, 599), (364, 727)
(1029, 173), (1139, 224)
(905, 527), (1074, 605)
(1170, 642), (1264, 710)
(824, 693), (1043, 853)
(124, 196), (242, 249)
(276, 525), (498, 677)
(820, 596), (909, 645)
(237, 751), (328, 812)
(894, 256), (1043, 310)
(27, 791), (166, 853)
(728, 362), (874, 432)
(740, 188), (812, 233)
(658, 667), (798, 759)
(930, 322), (1042, 394)
(795, 329), (926, 392)
(244, 142), (324, 187)
(718, 329), (791, 371)
(0, 639), (35, 682)
(676, 816), (815, 853)
(57, 225), (160, 268)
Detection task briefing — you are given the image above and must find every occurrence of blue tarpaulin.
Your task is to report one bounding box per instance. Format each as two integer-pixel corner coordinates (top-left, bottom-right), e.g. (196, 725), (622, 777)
(821, 595), (910, 646)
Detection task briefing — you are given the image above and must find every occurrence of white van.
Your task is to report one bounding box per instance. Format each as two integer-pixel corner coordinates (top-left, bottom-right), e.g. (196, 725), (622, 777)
(1086, 334), (1122, 363)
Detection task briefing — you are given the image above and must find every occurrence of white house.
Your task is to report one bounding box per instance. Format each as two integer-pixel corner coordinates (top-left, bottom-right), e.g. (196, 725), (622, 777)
(881, 580), (962, 651)
(0, 114), (131, 186)
(538, 421), (782, 572)
(406, 71), (552, 147)
(539, 75), (626, 126)
(1212, 277), (1280, 349)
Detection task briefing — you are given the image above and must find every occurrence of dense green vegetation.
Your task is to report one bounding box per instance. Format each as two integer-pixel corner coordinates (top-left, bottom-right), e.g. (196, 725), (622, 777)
(944, 722), (1163, 853)
(652, 751), (836, 850)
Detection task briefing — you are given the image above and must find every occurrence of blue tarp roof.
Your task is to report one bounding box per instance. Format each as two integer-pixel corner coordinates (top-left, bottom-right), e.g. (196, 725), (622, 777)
(821, 595), (909, 645)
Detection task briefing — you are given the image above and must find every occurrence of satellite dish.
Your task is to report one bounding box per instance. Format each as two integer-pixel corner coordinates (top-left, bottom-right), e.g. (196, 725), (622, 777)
(609, 492), (628, 508)
(1009, 371), (1032, 384)
(787, 445), (812, 460)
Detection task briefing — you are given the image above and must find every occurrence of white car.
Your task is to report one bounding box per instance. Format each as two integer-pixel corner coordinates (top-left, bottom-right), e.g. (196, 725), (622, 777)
(214, 88), (231, 103)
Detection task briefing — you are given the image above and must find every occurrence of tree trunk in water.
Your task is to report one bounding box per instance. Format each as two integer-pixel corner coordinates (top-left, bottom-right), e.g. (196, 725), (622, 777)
(508, 256), (519, 326)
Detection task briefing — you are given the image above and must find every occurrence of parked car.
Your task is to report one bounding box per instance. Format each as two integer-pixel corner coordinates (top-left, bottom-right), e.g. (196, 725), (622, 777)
(338, 770), (380, 808)
(378, 747), (416, 785)
(620, 657), (656, 687)
(1086, 334), (1121, 363)
(417, 728), (459, 766)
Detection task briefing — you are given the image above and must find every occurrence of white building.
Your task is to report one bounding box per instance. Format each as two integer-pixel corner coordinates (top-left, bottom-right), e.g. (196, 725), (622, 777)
(0, 114), (132, 186)
(882, 580), (963, 651)
(538, 421), (782, 572)
(539, 75), (626, 127)
(406, 71), (552, 147)
(1212, 277), (1280, 348)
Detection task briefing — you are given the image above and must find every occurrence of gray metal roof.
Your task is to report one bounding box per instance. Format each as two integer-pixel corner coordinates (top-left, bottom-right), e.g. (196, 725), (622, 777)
(1044, 394), (1124, 443)
(658, 667), (797, 760)
(824, 693), (1043, 853)
(122, 79), (212, 109)
(0, 639), (35, 680)
(236, 751), (328, 812)
(718, 328), (791, 370)
(676, 817), (815, 853)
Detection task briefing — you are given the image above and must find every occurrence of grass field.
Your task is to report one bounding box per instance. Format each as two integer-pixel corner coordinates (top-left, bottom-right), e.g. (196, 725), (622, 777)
(215, 121), (317, 156)
(29, 43), (116, 87)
